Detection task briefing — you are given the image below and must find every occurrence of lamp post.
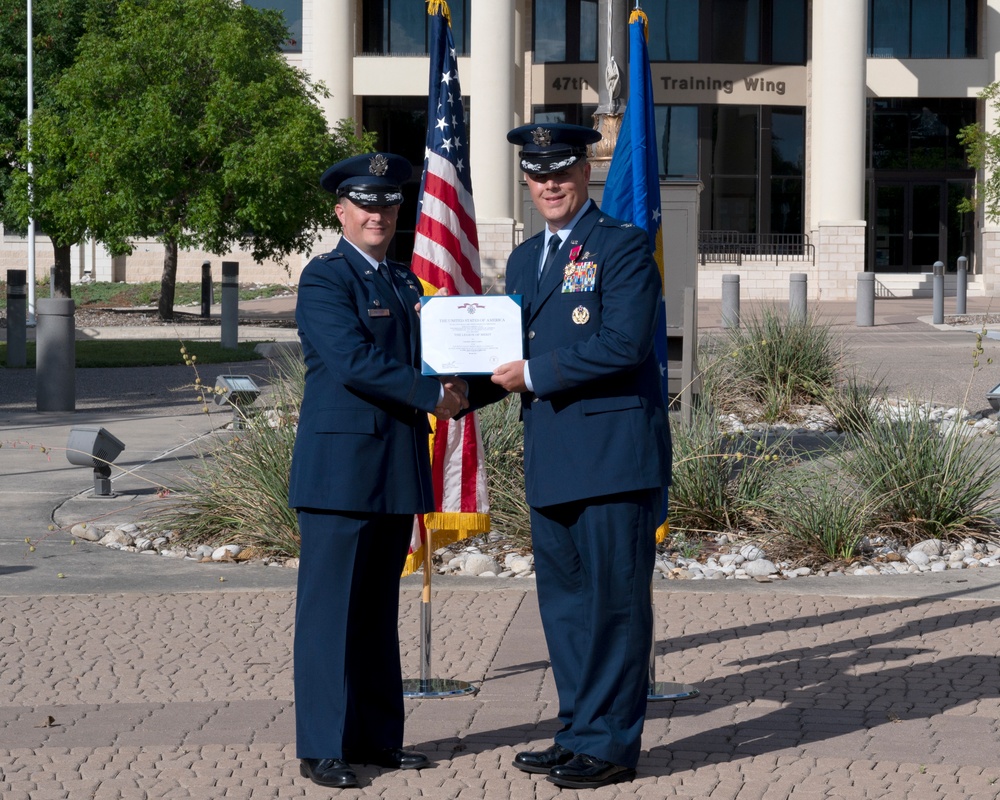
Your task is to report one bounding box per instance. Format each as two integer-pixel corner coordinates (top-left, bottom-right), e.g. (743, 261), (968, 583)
(26, 0), (36, 325)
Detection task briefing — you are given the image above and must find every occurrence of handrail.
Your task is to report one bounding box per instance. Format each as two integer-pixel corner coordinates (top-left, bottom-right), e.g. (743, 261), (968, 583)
(698, 231), (815, 265)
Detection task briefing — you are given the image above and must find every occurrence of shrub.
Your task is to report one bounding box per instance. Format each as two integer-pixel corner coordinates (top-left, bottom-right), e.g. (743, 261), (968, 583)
(478, 394), (530, 544)
(839, 412), (1000, 542)
(668, 401), (787, 537)
(761, 468), (875, 563)
(704, 306), (842, 422)
(820, 367), (886, 434)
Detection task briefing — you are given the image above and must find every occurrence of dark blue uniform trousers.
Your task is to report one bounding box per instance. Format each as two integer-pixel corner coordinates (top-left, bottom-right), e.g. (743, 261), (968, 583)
(530, 489), (659, 768)
(294, 509), (412, 759)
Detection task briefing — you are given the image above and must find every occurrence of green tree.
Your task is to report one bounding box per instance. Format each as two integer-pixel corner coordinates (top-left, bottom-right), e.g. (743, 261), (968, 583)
(959, 82), (1000, 220)
(6, 0), (373, 319)
(0, 0), (105, 297)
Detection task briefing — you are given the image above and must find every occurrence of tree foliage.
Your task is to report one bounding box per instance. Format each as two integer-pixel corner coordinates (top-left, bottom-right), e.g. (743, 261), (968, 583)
(958, 82), (1000, 220)
(0, 0), (102, 295)
(5, 0), (375, 318)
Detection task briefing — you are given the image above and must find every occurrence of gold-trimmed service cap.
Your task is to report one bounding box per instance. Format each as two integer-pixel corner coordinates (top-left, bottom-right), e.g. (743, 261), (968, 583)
(506, 123), (602, 175)
(320, 152), (412, 206)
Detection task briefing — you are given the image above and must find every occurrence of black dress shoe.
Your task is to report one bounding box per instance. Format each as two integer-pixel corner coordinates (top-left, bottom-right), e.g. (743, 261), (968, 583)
(299, 758), (359, 788)
(547, 753), (636, 789)
(513, 742), (574, 774)
(342, 747), (429, 770)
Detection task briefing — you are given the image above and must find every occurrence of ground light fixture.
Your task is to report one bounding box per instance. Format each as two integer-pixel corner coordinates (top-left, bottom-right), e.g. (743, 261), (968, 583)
(66, 426), (126, 497)
(988, 381), (1000, 412)
(213, 374), (261, 429)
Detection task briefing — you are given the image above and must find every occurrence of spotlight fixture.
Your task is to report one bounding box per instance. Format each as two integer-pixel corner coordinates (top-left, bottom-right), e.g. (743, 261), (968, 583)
(214, 374), (261, 429)
(66, 426), (126, 497)
(987, 381), (1000, 412)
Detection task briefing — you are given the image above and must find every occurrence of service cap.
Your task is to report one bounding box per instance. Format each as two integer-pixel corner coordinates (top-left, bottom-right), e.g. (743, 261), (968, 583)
(506, 123), (601, 175)
(320, 152), (411, 206)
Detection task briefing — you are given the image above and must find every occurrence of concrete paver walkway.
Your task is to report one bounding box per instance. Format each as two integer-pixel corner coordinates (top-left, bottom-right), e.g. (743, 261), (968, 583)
(3, 294), (1000, 798)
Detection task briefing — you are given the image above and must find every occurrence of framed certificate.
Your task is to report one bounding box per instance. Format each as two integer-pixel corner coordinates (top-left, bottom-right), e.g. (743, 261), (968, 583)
(420, 294), (524, 375)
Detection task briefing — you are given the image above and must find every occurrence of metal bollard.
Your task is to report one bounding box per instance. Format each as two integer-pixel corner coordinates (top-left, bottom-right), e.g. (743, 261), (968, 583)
(36, 297), (76, 412)
(956, 255), (968, 316)
(6, 269), (27, 367)
(201, 260), (213, 318)
(789, 273), (807, 322)
(856, 272), (875, 327)
(721, 274), (740, 329)
(932, 261), (944, 324)
(221, 261), (239, 350)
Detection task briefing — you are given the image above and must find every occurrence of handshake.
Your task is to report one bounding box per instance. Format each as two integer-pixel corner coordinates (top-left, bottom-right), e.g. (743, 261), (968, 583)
(433, 376), (469, 420)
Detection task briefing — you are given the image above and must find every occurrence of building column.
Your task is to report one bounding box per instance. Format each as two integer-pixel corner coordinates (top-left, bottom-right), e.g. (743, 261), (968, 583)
(470, 0), (515, 220)
(470, 0), (516, 289)
(810, 0), (867, 297)
(310, 0), (354, 127)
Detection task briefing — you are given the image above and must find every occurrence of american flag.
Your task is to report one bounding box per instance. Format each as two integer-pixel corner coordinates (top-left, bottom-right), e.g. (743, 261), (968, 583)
(403, 0), (490, 575)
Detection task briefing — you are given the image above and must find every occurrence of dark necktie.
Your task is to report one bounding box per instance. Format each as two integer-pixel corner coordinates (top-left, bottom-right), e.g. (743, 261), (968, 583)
(377, 262), (402, 309)
(539, 235), (562, 286)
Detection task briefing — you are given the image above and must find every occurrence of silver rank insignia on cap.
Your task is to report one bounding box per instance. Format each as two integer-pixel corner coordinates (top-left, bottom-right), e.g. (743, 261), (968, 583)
(572, 305), (590, 324)
(532, 127), (552, 146)
(369, 153), (389, 176)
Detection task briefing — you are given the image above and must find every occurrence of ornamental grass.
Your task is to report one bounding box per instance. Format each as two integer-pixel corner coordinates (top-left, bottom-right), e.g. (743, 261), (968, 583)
(838, 411), (1000, 543)
(149, 349), (303, 557)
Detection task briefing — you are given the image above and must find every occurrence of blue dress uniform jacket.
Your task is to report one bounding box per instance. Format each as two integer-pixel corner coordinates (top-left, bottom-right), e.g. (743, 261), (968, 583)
(288, 238), (440, 760)
(288, 239), (440, 513)
(506, 201), (671, 506)
(487, 200), (671, 769)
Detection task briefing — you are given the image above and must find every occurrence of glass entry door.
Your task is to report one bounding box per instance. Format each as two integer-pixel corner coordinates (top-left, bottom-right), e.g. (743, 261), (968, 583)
(871, 181), (944, 272)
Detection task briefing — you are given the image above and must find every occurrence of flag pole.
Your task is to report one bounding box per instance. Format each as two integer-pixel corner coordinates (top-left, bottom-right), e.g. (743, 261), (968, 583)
(647, 577), (699, 701)
(401, 522), (477, 698)
(596, 2), (698, 702)
(402, 0), (487, 699)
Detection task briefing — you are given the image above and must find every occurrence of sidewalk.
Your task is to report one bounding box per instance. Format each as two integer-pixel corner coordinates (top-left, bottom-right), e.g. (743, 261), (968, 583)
(3, 295), (1000, 798)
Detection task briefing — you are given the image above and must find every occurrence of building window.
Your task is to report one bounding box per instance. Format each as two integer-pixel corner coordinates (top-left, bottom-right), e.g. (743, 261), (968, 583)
(363, 0), (471, 56)
(647, 0), (700, 61)
(655, 105), (699, 177)
(868, 98), (975, 170)
(531, 104), (599, 127)
(701, 105), (803, 235)
(243, 0), (302, 52)
(770, 108), (804, 234)
(868, 0), (977, 58)
(534, 0), (598, 63)
(641, 0), (805, 64)
(709, 106), (759, 232)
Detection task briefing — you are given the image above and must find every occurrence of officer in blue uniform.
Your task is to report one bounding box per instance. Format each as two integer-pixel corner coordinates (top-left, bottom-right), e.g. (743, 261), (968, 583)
(487, 124), (672, 789)
(288, 152), (467, 789)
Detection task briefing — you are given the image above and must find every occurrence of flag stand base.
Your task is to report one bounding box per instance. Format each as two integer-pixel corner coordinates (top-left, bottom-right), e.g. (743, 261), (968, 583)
(402, 678), (477, 698)
(648, 681), (700, 701)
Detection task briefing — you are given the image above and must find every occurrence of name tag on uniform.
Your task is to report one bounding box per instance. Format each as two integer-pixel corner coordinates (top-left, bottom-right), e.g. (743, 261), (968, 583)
(561, 262), (597, 293)
(368, 308), (391, 317)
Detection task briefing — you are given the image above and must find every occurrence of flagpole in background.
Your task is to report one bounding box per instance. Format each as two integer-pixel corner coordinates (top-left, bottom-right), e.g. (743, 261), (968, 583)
(602, 4), (698, 703)
(26, 0), (36, 325)
(401, 0), (489, 699)
(590, 0), (627, 164)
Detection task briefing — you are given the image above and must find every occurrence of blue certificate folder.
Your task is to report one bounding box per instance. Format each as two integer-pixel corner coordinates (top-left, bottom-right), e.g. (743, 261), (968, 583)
(420, 294), (524, 375)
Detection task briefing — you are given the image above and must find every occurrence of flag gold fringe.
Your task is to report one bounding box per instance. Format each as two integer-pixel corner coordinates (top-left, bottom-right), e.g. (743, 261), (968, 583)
(401, 512), (492, 576)
(629, 8), (649, 38)
(656, 519), (669, 544)
(427, 0), (451, 24)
